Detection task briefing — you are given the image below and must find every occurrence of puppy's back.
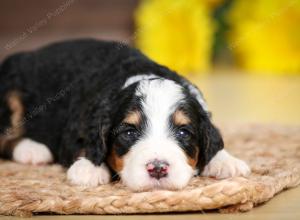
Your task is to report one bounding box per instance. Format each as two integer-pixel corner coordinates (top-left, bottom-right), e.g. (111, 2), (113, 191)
(0, 39), (143, 157)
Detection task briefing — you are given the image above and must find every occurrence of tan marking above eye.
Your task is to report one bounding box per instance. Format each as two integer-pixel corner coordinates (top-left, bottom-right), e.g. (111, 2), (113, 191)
(173, 110), (191, 126)
(123, 110), (141, 125)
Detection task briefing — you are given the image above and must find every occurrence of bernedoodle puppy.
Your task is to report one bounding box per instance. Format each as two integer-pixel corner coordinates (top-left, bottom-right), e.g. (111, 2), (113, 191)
(0, 39), (250, 191)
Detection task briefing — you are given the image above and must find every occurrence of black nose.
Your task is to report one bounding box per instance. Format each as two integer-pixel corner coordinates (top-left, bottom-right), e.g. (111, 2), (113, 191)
(146, 160), (169, 179)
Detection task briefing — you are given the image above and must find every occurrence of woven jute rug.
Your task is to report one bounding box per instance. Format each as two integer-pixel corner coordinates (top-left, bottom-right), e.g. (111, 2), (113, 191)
(0, 124), (299, 217)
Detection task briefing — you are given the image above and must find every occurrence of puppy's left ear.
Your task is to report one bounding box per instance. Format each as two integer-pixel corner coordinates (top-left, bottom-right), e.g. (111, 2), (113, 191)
(197, 118), (224, 171)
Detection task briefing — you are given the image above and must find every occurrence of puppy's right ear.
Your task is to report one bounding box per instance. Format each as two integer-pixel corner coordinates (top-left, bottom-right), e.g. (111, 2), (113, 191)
(84, 97), (112, 166)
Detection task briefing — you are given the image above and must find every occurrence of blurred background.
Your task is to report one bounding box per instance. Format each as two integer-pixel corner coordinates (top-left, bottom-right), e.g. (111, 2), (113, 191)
(1, 0), (299, 125)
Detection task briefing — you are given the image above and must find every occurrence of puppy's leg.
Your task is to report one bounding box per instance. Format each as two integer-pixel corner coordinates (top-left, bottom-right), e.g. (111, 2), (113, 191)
(12, 138), (53, 165)
(0, 92), (17, 158)
(201, 149), (250, 179)
(0, 91), (24, 159)
(67, 157), (111, 187)
(0, 90), (53, 165)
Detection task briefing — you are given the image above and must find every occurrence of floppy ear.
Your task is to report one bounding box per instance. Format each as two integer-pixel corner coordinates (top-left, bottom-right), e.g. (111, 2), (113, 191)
(197, 118), (224, 172)
(181, 81), (223, 172)
(84, 84), (139, 167)
(84, 97), (112, 166)
(57, 95), (112, 167)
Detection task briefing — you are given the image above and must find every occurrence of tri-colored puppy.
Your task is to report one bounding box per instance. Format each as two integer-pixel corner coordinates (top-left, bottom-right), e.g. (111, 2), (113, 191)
(0, 39), (250, 191)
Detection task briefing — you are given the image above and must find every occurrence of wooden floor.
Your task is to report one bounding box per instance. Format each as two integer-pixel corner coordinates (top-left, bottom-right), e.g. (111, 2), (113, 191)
(1, 75), (300, 219)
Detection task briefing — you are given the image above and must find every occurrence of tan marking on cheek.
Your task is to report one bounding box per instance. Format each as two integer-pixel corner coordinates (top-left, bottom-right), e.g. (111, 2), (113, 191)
(173, 110), (191, 126)
(187, 146), (199, 168)
(188, 157), (198, 168)
(123, 111), (140, 125)
(107, 146), (124, 172)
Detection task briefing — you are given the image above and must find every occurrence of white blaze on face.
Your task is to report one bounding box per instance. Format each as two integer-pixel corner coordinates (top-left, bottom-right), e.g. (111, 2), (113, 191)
(120, 79), (194, 191)
(137, 79), (184, 138)
(122, 74), (158, 89)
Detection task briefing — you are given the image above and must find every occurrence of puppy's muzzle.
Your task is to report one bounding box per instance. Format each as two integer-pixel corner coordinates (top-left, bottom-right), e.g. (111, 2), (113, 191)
(146, 159), (169, 180)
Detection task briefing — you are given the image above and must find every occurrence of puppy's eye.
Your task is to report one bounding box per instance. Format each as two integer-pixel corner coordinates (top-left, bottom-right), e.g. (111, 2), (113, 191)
(176, 128), (192, 140)
(119, 128), (140, 141)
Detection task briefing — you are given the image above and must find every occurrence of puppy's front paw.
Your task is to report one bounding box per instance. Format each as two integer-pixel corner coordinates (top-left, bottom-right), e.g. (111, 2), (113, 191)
(67, 158), (111, 187)
(13, 138), (53, 165)
(202, 149), (250, 179)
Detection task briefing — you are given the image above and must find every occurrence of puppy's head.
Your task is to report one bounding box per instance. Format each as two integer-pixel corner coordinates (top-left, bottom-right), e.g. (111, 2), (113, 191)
(106, 78), (223, 191)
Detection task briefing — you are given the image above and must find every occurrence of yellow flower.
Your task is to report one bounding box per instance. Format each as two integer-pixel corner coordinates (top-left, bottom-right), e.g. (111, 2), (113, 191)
(134, 0), (215, 75)
(227, 0), (300, 74)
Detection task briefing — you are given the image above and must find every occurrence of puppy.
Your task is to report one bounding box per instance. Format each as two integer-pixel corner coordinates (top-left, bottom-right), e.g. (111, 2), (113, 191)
(0, 39), (250, 191)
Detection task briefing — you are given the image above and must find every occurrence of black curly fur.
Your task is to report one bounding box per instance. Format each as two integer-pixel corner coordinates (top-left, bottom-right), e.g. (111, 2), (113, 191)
(0, 39), (223, 172)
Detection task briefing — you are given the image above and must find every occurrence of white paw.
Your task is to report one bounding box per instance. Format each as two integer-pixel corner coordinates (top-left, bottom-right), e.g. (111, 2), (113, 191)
(13, 138), (53, 165)
(67, 158), (111, 187)
(202, 149), (250, 179)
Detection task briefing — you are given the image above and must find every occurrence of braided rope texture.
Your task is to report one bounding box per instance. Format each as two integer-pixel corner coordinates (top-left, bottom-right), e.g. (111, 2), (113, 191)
(0, 124), (299, 217)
